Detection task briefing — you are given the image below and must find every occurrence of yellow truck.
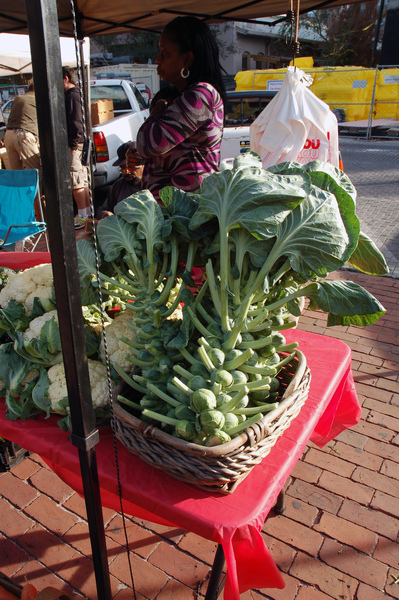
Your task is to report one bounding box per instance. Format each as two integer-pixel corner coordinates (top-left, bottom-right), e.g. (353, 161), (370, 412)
(235, 62), (399, 122)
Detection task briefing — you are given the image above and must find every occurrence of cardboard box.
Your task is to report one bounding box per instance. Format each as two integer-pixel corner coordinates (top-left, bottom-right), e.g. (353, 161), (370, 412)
(90, 99), (114, 125)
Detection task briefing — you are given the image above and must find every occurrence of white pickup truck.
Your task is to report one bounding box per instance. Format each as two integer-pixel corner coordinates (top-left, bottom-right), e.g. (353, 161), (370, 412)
(90, 79), (149, 188)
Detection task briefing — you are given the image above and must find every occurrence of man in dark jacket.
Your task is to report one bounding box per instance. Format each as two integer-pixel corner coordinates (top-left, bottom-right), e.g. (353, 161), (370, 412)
(97, 142), (143, 219)
(62, 66), (90, 229)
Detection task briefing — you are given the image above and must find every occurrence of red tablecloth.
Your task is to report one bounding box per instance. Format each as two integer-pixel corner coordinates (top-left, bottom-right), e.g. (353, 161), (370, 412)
(0, 253), (361, 599)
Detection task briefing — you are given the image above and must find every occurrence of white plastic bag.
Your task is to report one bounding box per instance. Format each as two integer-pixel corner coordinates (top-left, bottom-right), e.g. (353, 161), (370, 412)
(250, 67), (339, 168)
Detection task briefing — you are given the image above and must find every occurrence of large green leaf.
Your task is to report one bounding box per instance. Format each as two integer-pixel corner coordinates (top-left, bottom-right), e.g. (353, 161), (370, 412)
(347, 231), (389, 275)
(190, 156), (310, 236)
(306, 279), (385, 326)
(96, 213), (142, 263)
(268, 160), (360, 259)
(257, 186), (352, 280)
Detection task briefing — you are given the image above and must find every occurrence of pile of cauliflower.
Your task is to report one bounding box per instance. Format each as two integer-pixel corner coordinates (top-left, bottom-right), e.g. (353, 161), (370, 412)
(0, 263), (137, 430)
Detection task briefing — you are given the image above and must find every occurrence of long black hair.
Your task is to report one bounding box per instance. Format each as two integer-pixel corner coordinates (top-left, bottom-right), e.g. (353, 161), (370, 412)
(163, 16), (226, 103)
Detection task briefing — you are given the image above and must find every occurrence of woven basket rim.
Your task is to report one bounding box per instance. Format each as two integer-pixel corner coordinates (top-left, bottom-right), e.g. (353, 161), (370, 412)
(112, 349), (307, 458)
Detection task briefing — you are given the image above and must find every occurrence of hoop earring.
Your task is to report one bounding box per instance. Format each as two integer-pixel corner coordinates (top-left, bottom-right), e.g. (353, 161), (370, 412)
(181, 67), (190, 79)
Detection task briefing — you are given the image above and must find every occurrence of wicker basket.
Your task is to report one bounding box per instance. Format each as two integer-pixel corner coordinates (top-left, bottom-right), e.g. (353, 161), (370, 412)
(112, 350), (311, 493)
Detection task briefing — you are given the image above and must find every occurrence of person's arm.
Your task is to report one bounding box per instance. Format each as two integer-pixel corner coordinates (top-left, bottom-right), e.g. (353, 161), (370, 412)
(66, 91), (82, 150)
(136, 84), (222, 159)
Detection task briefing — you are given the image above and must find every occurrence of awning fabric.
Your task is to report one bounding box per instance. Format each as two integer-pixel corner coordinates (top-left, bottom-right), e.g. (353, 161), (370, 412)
(0, 0), (371, 37)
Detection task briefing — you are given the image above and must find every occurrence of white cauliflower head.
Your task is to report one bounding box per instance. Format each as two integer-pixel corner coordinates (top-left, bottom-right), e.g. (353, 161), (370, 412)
(0, 263), (54, 315)
(23, 310), (59, 342)
(47, 359), (113, 413)
(99, 309), (135, 372)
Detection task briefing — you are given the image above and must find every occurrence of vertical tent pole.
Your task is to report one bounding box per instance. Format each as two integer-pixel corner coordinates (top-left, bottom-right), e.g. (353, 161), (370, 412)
(25, 1), (112, 599)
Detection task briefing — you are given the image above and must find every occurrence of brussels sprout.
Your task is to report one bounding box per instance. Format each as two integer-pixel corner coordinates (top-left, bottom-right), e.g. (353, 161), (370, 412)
(176, 420), (197, 440)
(136, 350), (155, 363)
(241, 333), (254, 342)
(231, 370), (248, 385)
(216, 393), (232, 408)
(225, 349), (242, 363)
(251, 389), (271, 402)
(209, 348), (225, 368)
(214, 369), (234, 388)
(190, 388), (217, 413)
(205, 430), (231, 446)
(259, 345), (276, 359)
(272, 333), (286, 347)
(208, 323), (223, 337)
(269, 378), (280, 392)
(245, 351), (259, 366)
(188, 375), (209, 391)
(224, 412), (239, 429)
(175, 404), (196, 421)
(234, 394), (249, 409)
(264, 353), (280, 366)
(191, 363), (210, 379)
(199, 409), (225, 434)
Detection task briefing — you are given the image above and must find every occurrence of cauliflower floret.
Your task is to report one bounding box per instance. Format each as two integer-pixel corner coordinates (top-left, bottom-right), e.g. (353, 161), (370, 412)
(47, 359), (113, 412)
(0, 264), (54, 315)
(99, 310), (135, 371)
(23, 310), (58, 342)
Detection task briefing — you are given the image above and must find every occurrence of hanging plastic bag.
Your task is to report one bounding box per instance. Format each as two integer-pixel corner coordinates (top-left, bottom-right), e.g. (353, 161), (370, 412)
(250, 66), (339, 169)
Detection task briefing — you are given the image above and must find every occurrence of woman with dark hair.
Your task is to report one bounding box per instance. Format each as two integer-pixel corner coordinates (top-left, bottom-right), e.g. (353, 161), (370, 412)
(127, 16), (225, 200)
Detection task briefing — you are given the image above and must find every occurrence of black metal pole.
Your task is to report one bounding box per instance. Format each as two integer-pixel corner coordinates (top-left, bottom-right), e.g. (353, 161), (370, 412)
(25, 2), (112, 599)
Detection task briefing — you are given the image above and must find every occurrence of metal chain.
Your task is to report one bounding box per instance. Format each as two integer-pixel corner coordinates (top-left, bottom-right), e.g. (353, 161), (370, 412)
(69, 2), (137, 597)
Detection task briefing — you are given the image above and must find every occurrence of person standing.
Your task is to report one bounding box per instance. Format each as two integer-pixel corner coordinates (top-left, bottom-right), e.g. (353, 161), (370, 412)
(62, 66), (90, 229)
(4, 81), (41, 173)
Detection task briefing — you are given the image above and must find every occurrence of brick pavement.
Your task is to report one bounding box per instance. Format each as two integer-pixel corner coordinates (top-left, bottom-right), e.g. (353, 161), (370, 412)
(1, 268), (398, 600)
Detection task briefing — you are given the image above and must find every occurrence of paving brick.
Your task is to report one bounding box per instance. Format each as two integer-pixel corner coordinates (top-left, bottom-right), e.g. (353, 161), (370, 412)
(9, 456), (41, 480)
(148, 541), (209, 588)
(371, 490), (399, 519)
(263, 514), (323, 557)
(0, 534), (29, 577)
(290, 459), (321, 483)
(251, 572), (299, 600)
(105, 514), (162, 559)
(12, 560), (76, 598)
(333, 440), (383, 471)
(352, 419), (394, 443)
(62, 520), (120, 560)
(319, 537), (389, 588)
(157, 578), (195, 600)
(364, 398), (399, 417)
(314, 512), (378, 554)
(261, 534), (296, 572)
(29, 467), (74, 503)
(17, 522), (77, 571)
(364, 437), (399, 461)
(0, 497), (34, 539)
(339, 498), (399, 541)
(289, 551), (358, 598)
(357, 582), (391, 600)
(318, 470), (374, 505)
(335, 428), (368, 449)
(354, 382), (393, 403)
(278, 495), (319, 528)
(287, 480), (342, 514)
(110, 548), (169, 594)
(381, 458), (399, 480)
(304, 447), (356, 477)
(376, 378), (399, 394)
(23, 495), (79, 536)
(295, 585), (337, 600)
(0, 472), (38, 508)
(177, 531), (218, 566)
(386, 567), (399, 599)
(373, 536), (399, 568)
(367, 409), (399, 431)
(351, 351), (383, 367)
(352, 465), (399, 497)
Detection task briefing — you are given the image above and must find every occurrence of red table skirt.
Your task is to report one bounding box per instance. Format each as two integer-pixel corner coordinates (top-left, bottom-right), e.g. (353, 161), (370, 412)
(0, 252), (361, 599)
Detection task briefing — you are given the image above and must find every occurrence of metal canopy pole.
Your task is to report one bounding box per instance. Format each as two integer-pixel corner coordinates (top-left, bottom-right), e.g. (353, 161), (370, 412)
(25, 1), (112, 599)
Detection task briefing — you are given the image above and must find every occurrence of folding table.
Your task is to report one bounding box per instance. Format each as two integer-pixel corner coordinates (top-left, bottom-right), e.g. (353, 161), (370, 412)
(0, 323), (361, 600)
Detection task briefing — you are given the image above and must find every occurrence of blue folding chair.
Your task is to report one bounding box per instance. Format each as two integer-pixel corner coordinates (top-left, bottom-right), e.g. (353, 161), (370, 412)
(0, 169), (48, 251)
